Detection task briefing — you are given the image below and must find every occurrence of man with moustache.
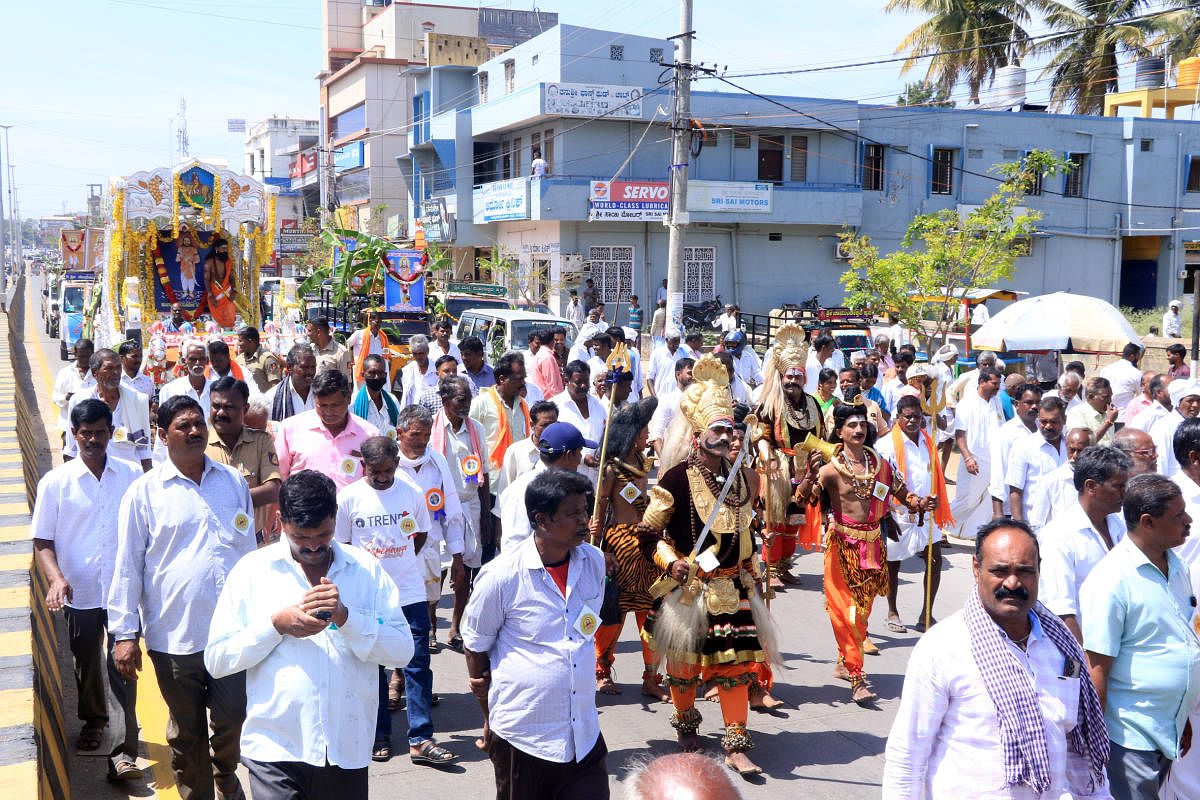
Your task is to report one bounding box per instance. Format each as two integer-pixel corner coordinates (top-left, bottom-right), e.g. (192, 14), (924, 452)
(118, 339), (155, 397)
(63, 348), (152, 471)
(160, 340), (214, 417)
(1027, 428), (1095, 532)
(884, 519), (1112, 798)
(1082, 474), (1200, 799)
(109, 395), (255, 800)
(235, 326), (281, 395)
(206, 469), (414, 800)
(1150, 379), (1200, 477)
(266, 345), (318, 422)
(1006, 397), (1068, 524)
(274, 369), (379, 489)
(1113, 428), (1159, 477)
(206, 377), (281, 545)
(464, 468), (609, 799)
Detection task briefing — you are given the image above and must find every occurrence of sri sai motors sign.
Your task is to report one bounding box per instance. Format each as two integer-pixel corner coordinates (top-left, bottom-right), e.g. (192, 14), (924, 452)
(588, 180), (669, 221)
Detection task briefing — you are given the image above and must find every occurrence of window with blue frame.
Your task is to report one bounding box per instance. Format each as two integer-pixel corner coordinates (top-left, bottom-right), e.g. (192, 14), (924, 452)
(1064, 153), (1088, 197)
(862, 144), (885, 191)
(1187, 155), (1200, 193)
(931, 148), (954, 195)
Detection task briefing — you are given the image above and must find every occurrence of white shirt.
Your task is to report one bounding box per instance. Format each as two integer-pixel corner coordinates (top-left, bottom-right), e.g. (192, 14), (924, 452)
(430, 339), (463, 364)
(530, 157), (548, 177)
(121, 370), (155, 397)
(883, 609), (1109, 800)
(436, 413), (491, 502)
(397, 448), (466, 557)
(495, 461), (546, 551)
(1165, 309), (1183, 338)
(954, 390), (1005, 469)
(1039, 501), (1126, 624)
(713, 312), (738, 333)
(646, 345), (684, 394)
(462, 535), (606, 764)
(498, 437), (539, 495)
(805, 350), (827, 394)
(335, 477), (433, 607)
(877, 430), (932, 500)
(346, 329), (387, 363)
(971, 304), (991, 325)
(729, 348), (763, 387)
(565, 300), (585, 326)
(577, 319), (608, 344)
(30, 457), (142, 610)
(1152, 410), (1191, 477)
(400, 360), (437, 406)
(203, 540), (414, 770)
(265, 377), (316, 418)
(109, 456), (255, 653)
(1126, 400), (1168, 433)
(1171, 471), (1200, 569)
(52, 364), (95, 431)
(656, 285), (668, 305)
(552, 391), (607, 482)
(358, 389), (400, 435)
(62, 387), (152, 467)
(160, 374), (212, 418)
(1099, 358), (1143, 419)
(1005, 432), (1068, 521)
(990, 420), (1038, 516)
(1043, 389), (1083, 414)
(1028, 461), (1077, 532)
(649, 389), (681, 442)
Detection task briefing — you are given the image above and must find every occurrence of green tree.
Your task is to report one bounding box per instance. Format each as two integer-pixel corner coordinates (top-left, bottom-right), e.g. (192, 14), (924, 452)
(839, 150), (1066, 354)
(886, 0), (1033, 103)
(897, 80), (957, 107)
(1034, 0), (1159, 114)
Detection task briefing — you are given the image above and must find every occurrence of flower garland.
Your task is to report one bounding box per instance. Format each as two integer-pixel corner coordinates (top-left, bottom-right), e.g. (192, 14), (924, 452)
(108, 189), (126, 324)
(172, 171), (222, 235)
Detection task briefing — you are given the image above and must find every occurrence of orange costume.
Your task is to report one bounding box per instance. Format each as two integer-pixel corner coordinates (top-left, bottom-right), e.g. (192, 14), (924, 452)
(206, 263), (237, 328)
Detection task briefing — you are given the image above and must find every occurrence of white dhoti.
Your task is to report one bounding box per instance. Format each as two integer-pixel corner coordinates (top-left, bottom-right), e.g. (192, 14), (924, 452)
(886, 510), (939, 562)
(443, 492), (482, 569)
(950, 460), (993, 540)
(421, 542), (443, 603)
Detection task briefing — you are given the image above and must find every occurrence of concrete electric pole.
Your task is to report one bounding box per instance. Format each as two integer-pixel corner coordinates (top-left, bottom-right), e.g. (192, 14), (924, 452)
(0, 124), (8, 291)
(664, 0), (693, 335)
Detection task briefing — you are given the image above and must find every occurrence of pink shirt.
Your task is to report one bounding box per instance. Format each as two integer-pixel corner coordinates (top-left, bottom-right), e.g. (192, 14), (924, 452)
(274, 408), (380, 489)
(530, 347), (564, 397)
(1124, 394), (1152, 423)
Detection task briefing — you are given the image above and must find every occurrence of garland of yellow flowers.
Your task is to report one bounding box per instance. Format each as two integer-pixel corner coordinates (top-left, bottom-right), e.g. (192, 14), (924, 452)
(107, 189), (126, 325)
(172, 172), (222, 236)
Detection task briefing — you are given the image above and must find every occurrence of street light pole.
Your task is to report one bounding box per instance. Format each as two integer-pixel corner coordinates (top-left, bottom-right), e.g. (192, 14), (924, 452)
(1, 126), (16, 281)
(0, 125), (8, 293)
(664, 0), (693, 336)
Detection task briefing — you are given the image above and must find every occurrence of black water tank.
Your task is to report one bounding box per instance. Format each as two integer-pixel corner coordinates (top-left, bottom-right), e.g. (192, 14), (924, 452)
(1135, 56), (1166, 89)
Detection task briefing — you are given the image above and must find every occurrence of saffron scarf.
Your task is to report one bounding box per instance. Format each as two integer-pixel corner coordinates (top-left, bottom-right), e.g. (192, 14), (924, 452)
(484, 386), (529, 470)
(890, 423), (955, 529)
(354, 329), (389, 383)
(205, 360), (245, 382)
(352, 385), (398, 426)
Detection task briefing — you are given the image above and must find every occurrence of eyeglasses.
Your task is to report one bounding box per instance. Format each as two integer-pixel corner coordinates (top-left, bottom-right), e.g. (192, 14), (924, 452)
(1130, 448), (1157, 458)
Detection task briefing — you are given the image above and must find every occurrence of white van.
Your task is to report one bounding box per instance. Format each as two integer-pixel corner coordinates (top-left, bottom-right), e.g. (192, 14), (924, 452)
(452, 309), (578, 364)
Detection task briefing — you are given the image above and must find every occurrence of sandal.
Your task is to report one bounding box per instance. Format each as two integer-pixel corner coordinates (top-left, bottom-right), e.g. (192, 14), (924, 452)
(107, 755), (143, 781)
(372, 738), (392, 762)
(411, 739), (458, 766)
(886, 620), (907, 633)
(387, 671), (404, 712)
(428, 631), (438, 653)
(447, 634), (464, 653)
(76, 724), (104, 752)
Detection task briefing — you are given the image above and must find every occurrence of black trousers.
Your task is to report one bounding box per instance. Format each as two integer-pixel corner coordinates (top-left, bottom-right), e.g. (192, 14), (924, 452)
(489, 734), (609, 800)
(244, 758), (368, 800)
(62, 607), (140, 759)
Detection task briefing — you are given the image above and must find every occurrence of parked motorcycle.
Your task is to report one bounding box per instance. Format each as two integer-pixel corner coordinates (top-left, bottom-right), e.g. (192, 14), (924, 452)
(682, 294), (722, 329)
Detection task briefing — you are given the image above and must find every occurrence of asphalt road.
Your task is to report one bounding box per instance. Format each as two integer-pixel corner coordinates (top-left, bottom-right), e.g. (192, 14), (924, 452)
(22, 274), (979, 799)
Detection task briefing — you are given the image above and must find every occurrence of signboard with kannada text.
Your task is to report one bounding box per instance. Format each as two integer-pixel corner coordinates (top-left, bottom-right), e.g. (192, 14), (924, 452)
(544, 83), (644, 119)
(588, 180), (669, 221)
(473, 178), (529, 223)
(333, 142), (364, 173)
(277, 232), (315, 253)
(447, 281), (506, 297)
(686, 181), (773, 213)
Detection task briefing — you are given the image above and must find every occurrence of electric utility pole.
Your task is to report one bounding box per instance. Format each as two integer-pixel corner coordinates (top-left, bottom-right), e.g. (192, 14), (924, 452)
(0, 124), (8, 291)
(664, 0), (693, 335)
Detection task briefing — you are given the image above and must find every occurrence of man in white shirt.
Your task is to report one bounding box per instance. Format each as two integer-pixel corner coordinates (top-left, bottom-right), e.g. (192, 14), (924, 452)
(883, 519), (1112, 799)
(400, 335), (438, 406)
(681, 331), (704, 361)
(206, 468), (415, 800)
(52, 337), (95, 446)
(160, 340), (214, 418)
(1039, 445), (1129, 645)
(1044, 370), (1084, 413)
(529, 147), (548, 177)
(1152, 379), (1200, 477)
(494, 422), (591, 552)
(109, 395), (256, 800)
(952, 366), (1004, 538)
(990, 384), (1043, 517)
(1028, 428), (1094, 531)
(118, 339), (155, 397)
(1006, 396), (1068, 523)
(805, 334), (836, 394)
(464, 468), (609, 799)
(605, 326), (644, 396)
(713, 304), (739, 334)
(266, 344), (318, 422)
(565, 290), (586, 327)
(429, 318), (462, 363)
(721, 331), (763, 389)
(648, 359), (695, 456)
(656, 278), (668, 306)
(1126, 374), (1169, 433)
(64, 348), (153, 471)
(350, 355), (400, 434)
(553, 361), (607, 482)
(32, 399), (143, 781)
(346, 310), (391, 388)
(577, 306), (608, 345)
(498, 400), (557, 494)
(645, 333), (684, 396)
(1099, 342), (1145, 419)
(1164, 299), (1183, 339)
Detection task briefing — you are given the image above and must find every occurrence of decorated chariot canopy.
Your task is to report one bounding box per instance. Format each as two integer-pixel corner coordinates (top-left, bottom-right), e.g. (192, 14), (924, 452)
(102, 159), (277, 338)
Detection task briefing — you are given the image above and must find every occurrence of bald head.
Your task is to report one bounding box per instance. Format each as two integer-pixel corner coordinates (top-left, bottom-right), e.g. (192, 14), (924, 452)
(1113, 428), (1157, 477)
(625, 754), (743, 800)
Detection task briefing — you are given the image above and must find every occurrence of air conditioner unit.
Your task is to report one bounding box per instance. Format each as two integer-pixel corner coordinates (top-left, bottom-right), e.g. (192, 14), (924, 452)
(834, 242), (852, 260)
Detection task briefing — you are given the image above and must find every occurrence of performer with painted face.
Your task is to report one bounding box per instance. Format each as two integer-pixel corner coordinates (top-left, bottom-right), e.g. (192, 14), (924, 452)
(637, 355), (781, 776)
(812, 402), (922, 706)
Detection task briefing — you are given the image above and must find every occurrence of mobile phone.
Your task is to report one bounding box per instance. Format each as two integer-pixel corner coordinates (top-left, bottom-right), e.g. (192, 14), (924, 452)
(313, 610), (333, 621)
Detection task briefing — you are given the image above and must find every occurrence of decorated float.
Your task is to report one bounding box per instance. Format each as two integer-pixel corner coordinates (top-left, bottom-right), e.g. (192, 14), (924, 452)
(90, 159), (279, 383)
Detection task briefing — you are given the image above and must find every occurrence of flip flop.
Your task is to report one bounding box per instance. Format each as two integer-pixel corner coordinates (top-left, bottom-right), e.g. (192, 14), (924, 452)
(372, 739), (392, 762)
(886, 620), (907, 633)
(76, 725), (104, 752)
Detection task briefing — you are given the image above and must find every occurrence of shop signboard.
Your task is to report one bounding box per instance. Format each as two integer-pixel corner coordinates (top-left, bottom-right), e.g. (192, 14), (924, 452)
(588, 179), (669, 221)
(686, 180), (773, 213)
(473, 178), (529, 223)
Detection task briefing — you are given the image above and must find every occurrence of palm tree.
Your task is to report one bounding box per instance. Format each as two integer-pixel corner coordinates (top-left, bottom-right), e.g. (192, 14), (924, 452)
(1148, 3), (1200, 63)
(1033, 0), (1160, 115)
(886, 0), (1034, 104)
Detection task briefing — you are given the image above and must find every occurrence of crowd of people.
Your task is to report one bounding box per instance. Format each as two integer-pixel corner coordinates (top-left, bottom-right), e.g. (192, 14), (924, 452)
(33, 296), (1200, 799)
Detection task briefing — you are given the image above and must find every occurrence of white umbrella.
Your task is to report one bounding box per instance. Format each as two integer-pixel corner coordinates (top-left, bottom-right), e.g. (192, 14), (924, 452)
(971, 291), (1142, 354)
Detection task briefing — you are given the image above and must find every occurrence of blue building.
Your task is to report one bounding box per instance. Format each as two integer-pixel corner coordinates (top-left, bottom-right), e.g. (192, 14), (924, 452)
(401, 23), (1200, 316)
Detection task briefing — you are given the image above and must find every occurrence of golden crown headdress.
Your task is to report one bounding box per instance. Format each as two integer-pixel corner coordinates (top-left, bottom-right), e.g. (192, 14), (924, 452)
(772, 323), (809, 375)
(680, 354), (735, 433)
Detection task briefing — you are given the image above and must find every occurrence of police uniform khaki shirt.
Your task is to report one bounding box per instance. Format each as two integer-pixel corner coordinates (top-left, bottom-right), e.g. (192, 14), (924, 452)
(238, 347), (282, 394)
(312, 339), (352, 381)
(206, 426), (282, 539)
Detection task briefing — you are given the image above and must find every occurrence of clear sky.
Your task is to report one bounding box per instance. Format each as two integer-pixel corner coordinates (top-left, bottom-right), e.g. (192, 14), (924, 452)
(0, 0), (1126, 218)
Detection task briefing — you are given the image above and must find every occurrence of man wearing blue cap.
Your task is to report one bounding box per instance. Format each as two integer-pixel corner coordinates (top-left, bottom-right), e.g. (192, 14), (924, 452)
(493, 422), (597, 552)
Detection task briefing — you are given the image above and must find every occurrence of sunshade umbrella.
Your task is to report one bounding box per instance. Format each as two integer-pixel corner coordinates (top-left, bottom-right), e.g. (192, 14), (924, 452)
(971, 291), (1142, 354)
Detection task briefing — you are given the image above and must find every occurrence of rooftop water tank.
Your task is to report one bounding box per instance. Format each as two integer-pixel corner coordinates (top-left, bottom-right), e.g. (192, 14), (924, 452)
(1179, 57), (1200, 88)
(993, 65), (1026, 107)
(1135, 56), (1166, 89)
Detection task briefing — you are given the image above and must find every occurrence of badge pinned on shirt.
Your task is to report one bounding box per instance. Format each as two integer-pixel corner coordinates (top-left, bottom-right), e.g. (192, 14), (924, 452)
(385, 427), (397, 440)
(575, 606), (599, 638)
(400, 514), (418, 537)
(113, 426), (128, 443)
(619, 482), (642, 504)
(425, 488), (446, 522)
(462, 454), (482, 485)
(872, 481), (890, 502)
(232, 512), (251, 535)
(340, 457), (358, 476)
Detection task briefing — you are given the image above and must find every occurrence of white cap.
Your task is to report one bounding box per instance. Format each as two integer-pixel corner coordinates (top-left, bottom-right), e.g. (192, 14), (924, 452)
(1170, 299), (1181, 309)
(849, 350), (867, 364)
(1170, 379), (1200, 406)
(933, 343), (959, 363)
(906, 363), (932, 380)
